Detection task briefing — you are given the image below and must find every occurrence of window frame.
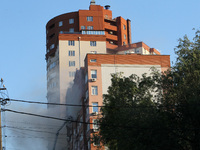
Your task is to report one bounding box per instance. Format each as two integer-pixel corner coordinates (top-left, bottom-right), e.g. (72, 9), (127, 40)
(91, 70), (97, 79)
(68, 50), (75, 56)
(69, 71), (76, 77)
(87, 16), (93, 22)
(81, 26), (85, 29)
(69, 61), (75, 67)
(124, 34), (126, 40)
(91, 86), (98, 95)
(59, 21), (63, 27)
(90, 41), (96, 46)
(123, 24), (126, 30)
(90, 59), (97, 62)
(92, 102), (98, 113)
(69, 18), (74, 24)
(87, 26), (93, 30)
(68, 40), (75, 46)
(69, 28), (74, 33)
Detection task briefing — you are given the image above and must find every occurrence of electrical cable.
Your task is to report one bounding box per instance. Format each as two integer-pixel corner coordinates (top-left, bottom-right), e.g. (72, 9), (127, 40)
(5, 124), (58, 130)
(5, 120), (65, 128)
(0, 108), (171, 130)
(6, 98), (200, 109)
(5, 98), (170, 109)
(1, 108), (98, 125)
(6, 135), (66, 139)
(4, 126), (67, 135)
(7, 98), (104, 107)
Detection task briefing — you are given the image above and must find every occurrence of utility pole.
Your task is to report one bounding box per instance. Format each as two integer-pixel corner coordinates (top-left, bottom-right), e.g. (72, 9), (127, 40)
(0, 78), (7, 150)
(53, 121), (67, 150)
(0, 99), (2, 150)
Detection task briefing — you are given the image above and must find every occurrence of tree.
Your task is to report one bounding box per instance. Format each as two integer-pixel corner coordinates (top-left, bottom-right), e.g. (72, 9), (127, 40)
(161, 30), (200, 150)
(99, 31), (200, 150)
(99, 71), (178, 150)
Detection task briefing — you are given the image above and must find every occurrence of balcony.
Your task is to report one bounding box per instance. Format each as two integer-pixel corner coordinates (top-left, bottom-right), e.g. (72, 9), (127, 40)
(106, 43), (118, 50)
(104, 23), (117, 31)
(105, 32), (118, 41)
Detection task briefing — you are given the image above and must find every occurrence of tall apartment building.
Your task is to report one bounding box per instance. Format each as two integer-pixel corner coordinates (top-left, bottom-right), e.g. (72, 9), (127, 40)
(67, 54), (170, 150)
(45, 1), (167, 149)
(46, 0), (160, 108)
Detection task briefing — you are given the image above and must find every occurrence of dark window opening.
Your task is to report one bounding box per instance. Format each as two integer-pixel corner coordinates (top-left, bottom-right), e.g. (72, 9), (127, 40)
(49, 33), (55, 39)
(49, 24), (55, 30)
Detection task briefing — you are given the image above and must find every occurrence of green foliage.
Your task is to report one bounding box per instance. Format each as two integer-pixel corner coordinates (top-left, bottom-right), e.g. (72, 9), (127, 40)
(99, 31), (200, 150)
(162, 30), (200, 150)
(100, 70), (177, 150)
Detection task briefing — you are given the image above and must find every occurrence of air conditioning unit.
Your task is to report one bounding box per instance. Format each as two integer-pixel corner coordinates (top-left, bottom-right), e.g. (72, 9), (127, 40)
(91, 78), (96, 82)
(91, 112), (98, 116)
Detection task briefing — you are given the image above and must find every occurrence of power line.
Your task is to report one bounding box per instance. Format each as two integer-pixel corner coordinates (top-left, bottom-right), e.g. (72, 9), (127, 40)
(4, 98), (167, 108)
(5, 124), (58, 130)
(1, 108), (96, 125)
(0, 108), (164, 130)
(7, 98), (200, 109)
(5, 135), (66, 139)
(4, 126), (67, 135)
(6, 98), (104, 107)
(5, 120), (65, 128)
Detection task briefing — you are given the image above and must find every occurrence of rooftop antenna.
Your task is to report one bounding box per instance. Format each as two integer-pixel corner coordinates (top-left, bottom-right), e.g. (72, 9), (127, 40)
(90, 0), (96, 5)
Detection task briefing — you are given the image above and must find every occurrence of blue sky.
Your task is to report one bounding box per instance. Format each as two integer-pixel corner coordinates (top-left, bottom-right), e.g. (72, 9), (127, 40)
(1, 0), (200, 100)
(0, 0), (200, 149)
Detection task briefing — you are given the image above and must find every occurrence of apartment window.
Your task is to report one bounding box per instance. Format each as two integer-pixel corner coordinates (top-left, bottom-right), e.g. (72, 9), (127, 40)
(82, 30), (105, 35)
(68, 40), (75, 46)
(69, 50), (75, 56)
(59, 31), (63, 34)
(69, 71), (76, 77)
(47, 61), (57, 71)
(48, 82), (57, 89)
(93, 119), (99, 131)
(124, 34), (126, 40)
(91, 86), (98, 95)
(59, 21), (63, 27)
(86, 107), (89, 117)
(136, 49), (140, 53)
(69, 18), (74, 24)
(86, 90), (89, 99)
(69, 61), (75, 67)
(49, 24), (55, 29)
(87, 123), (90, 132)
(85, 73), (88, 83)
(90, 59), (97, 62)
(69, 28), (74, 33)
(87, 16), (93, 21)
(87, 26), (93, 30)
(49, 33), (55, 39)
(123, 24), (126, 30)
(80, 134), (83, 141)
(50, 44), (55, 50)
(123, 42), (126, 45)
(90, 41), (96, 46)
(88, 140), (91, 149)
(91, 70), (97, 79)
(92, 102), (98, 113)
(81, 26), (85, 29)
